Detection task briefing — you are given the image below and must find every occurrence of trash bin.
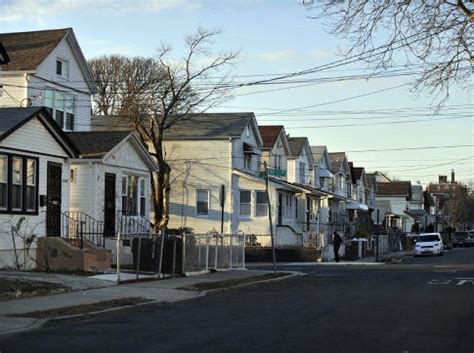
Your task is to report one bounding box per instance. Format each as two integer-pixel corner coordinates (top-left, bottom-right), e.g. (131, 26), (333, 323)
(132, 238), (154, 272)
(161, 236), (183, 275)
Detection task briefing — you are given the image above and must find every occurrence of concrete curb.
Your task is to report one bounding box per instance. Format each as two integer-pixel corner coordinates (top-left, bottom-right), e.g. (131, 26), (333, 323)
(198, 271), (306, 294)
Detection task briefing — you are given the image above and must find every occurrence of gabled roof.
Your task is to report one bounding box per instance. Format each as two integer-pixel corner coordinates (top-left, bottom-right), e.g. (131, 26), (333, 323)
(91, 113), (263, 145)
(258, 125), (284, 149)
(66, 131), (132, 158)
(0, 28), (69, 71)
(377, 181), (412, 197)
(328, 152), (349, 174)
(311, 146), (326, 167)
(0, 107), (77, 157)
(287, 137), (314, 165)
(0, 28), (97, 93)
(66, 131), (158, 170)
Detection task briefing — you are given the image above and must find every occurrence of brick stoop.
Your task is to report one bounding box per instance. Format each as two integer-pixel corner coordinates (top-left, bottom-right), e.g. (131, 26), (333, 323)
(36, 238), (112, 272)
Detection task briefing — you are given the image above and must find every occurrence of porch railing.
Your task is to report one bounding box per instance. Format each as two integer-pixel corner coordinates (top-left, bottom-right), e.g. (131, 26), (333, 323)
(63, 211), (105, 248)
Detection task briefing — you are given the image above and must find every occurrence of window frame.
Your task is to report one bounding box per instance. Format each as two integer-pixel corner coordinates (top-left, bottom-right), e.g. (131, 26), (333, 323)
(299, 162), (306, 184)
(255, 191), (268, 217)
(196, 189), (210, 217)
(0, 153), (39, 215)
(44, 89), (75, 131)
(56, 58), (69, 79)
(239, 190), (252, 217)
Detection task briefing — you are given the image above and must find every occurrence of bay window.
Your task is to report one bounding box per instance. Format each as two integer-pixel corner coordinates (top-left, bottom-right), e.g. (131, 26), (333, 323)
(0, 154), (38, 214)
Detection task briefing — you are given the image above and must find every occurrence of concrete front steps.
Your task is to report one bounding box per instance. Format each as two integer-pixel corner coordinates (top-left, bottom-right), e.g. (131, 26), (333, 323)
(36, 237), (112, 272)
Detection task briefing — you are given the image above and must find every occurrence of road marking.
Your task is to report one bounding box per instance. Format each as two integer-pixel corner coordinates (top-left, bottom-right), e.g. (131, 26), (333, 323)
(428, 277), (474, 285)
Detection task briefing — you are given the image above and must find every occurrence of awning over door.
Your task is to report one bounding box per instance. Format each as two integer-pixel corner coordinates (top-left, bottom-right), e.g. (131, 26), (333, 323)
(345, 202), (369, 211)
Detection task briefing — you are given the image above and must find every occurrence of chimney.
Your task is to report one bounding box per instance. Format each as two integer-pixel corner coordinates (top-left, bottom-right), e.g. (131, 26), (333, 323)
(451, 169), (455, 184)
(439, 175), (448, 184)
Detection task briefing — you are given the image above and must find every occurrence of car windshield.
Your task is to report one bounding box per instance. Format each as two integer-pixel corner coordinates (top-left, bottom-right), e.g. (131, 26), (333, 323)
(416, 235), (440, 242)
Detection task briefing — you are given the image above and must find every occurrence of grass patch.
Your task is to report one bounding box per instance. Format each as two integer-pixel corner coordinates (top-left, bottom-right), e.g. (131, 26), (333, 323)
(9, 297), (152, 319)
(181, 272), (290, 291)
(0, 278), (68, 301)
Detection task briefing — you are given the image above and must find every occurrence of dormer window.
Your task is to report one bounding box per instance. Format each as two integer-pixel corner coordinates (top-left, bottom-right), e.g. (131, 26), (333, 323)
(56, 59), (68, 79)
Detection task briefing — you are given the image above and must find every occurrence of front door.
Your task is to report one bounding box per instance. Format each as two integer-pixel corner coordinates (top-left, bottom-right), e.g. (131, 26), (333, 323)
(46, 162), (62, 237)
(103, 173), (116, 237)
(277, 193), (283, 226)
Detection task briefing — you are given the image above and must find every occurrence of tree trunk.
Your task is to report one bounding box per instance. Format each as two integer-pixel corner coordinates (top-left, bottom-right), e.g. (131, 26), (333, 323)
(158, 164), (171, 231)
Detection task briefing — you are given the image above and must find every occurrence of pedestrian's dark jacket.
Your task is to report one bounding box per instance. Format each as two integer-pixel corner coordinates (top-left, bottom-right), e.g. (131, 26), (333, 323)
(332, 232), (342, 247)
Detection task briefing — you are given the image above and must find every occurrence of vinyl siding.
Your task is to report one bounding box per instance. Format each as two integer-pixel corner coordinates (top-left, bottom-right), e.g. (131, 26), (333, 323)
(1, 118), (69, 158)
(0, 117), (70, 268)
(0, 73), (28, 107)
(166, 139), (233, 233)
(70, 139), (151, 221)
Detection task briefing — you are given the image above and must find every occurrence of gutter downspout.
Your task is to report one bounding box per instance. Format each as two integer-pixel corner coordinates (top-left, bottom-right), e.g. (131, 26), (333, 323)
(228, 137), (233, 234)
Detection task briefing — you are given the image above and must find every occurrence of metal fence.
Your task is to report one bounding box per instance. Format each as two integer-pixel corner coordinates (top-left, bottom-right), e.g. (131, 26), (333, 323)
(183, 233), (245, 273)
(245, 233), (303, 248)
(110, 232), (245, 282)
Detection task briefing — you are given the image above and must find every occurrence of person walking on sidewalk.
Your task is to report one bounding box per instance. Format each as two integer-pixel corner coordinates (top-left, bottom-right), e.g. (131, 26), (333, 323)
(332, 231), (343, 262)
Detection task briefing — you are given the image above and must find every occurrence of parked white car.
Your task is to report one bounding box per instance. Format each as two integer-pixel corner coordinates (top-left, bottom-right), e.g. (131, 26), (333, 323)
(414, 233), (444, 256)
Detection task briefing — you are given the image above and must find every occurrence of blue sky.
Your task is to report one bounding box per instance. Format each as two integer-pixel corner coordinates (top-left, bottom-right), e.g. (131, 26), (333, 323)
(1, 0), (472, 185)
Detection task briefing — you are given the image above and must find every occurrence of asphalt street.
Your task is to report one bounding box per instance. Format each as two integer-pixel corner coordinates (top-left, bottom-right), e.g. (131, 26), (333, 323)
(1, 247), (473, 353)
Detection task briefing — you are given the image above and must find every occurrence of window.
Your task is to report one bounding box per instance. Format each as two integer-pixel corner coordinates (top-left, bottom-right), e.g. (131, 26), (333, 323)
(12, 157), (22, 210)
(274, 155), (282, 169)
(244, 155), (251, 170)
(285, 194), (293, 218)
(239, 191), (251, 216)
(299, 162), (306, 184)
(56, 59), (68, 79)
(70, 168), (76, 184)
(256, 191), (268, 217)
(140, 179), (146, 217)
(0, 154), (38, 214)
(246, 126), (250, 137)
(121, 175), (144, 216)
(196, 189), (209, 216)
(26, 159), (36, 211)
(0, 155), (7, 210)
(56, 60), (63, 75)
(44, 89), (75, 130)
(294, 196), (298, 219)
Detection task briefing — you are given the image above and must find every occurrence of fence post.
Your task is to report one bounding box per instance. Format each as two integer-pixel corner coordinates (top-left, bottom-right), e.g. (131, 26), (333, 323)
(242, 233), (245, 269)
(214, 234), (219, 270)
(181, 234), (186, 275)
(158, 233), (164, 278)
(80, 221), (84, 249)
(116, 233), (121, 284)
(136, 236), (142, 281)
(205, 234), (209, 271)
(171, 236), (176, 278)
(229, 234), (233, 268)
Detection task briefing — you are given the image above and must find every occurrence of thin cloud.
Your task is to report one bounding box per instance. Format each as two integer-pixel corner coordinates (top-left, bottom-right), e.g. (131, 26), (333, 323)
(0, 0), (201, 23)
(258, 48), (335, 63)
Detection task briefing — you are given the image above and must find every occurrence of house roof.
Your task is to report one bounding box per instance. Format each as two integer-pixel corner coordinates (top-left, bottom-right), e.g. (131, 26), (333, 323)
(258, 125), (284, 150)
(0, 28), (70, 71)
(0, 28), (97, 93)
(0, 107), (77, 157)
(65, 131), (132, 159)
(287, 137), (307, 157)
(377, 181), (412, 196)
(328, 152), (347, 173)
(92, 113), (263, 144)
(311, 146), (326, 163)
(352, 167), (364, 181)
(366, 173), (376, 187)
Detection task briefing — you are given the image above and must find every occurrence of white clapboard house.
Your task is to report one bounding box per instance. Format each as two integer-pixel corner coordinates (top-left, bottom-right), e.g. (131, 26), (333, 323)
(0, 29), (157, 270)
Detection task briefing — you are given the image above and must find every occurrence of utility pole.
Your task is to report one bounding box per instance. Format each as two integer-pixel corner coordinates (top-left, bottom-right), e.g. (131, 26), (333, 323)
(264, 161), (277, 274)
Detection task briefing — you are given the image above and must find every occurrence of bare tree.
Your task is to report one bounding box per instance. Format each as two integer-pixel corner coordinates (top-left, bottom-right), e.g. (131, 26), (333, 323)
(90, 28), (238, 231)
(303, 1), (473, 102)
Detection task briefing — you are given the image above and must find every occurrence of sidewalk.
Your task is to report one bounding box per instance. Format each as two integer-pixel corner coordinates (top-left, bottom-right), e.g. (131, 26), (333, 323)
(0, 270), (276, 336)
